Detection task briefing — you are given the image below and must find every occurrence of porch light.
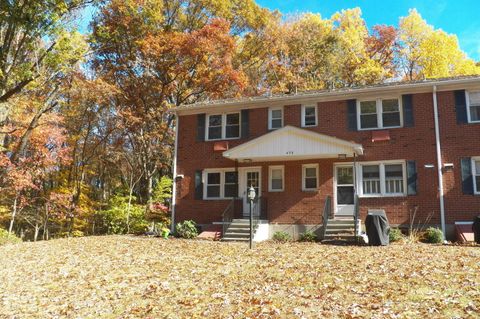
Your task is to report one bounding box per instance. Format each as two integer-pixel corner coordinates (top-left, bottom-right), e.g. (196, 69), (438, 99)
(248, 186), (256, 201)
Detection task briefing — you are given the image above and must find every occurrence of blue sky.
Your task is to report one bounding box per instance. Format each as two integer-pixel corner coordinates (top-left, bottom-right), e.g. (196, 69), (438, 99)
(256, 0), (480, 61)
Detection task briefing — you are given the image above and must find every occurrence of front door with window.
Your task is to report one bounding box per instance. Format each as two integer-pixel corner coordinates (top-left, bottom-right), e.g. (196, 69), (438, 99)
(239, 168), (261, 217)
(335, 165), (355, 217)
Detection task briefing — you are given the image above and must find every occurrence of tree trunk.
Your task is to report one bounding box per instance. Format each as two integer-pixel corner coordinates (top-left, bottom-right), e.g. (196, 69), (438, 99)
(34, 222), (40, 242)
(8, 196), (17, 235)
(126, 181), (134, 234)
(43, 203), (49, 240)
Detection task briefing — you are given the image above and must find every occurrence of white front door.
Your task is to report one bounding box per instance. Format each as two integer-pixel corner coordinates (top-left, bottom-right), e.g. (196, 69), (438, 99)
(335, 165), (355, 217)
(239, 168), (261, 217)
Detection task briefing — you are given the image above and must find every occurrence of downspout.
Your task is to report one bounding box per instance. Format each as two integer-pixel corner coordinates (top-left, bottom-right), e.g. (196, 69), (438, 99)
(170, 113), (179, 233)
(432, 85), (446, 238)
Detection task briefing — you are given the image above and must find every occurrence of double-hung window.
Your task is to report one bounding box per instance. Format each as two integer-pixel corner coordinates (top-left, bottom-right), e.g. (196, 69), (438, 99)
(473, 158), (480, 194)
(358, 98), (402, 130)
(302, 105), (317, 127)
(206, 113), (240, 140)
(302, 164), (318, 191)
(269, 166), (284, 192)
(467, 91), (480, 123)
(204, 170), (238, 199)
(206, 172), (221, 198)
(360, 161), (406, 197)
(269, 107), (283, 130)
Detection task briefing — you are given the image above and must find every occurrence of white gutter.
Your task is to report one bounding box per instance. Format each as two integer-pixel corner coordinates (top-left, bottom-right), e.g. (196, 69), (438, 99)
(170, 113), (179, 233)
(432, 85), (446, 238)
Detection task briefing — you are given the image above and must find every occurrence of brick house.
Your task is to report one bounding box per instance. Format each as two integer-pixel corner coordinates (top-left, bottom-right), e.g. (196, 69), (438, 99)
(171, 76), (480, 240)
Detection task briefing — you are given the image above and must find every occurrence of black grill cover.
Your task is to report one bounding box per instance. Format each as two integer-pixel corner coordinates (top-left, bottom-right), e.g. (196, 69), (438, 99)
(472, 216), (480, 244)
(365, 211), (390, 246)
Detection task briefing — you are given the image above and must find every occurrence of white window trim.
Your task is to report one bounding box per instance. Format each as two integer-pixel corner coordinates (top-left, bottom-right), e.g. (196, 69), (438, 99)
(203, 168), (237, 200)
(268, 106), (284, 130)
(466, 91), (480, 124)
(472, 157), (480, 195)
(205, 112), (241, 141)
(301, 105), (317, 127)
(302, 164), (319, 191)
(357, 160), (407, 198)
(268, 165), (284, 192)
(356, 97), (403, 131)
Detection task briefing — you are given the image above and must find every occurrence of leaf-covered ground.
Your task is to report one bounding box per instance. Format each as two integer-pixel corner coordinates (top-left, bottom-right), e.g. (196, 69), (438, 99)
(0, 237), (479, 318)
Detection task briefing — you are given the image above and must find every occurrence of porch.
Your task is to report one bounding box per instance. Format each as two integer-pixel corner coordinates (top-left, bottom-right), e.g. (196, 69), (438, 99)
(218, 126), (365, 241)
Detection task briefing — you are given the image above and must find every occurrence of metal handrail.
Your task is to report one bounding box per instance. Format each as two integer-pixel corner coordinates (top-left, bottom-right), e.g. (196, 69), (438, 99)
(353, 195), (360, 242)
(321, 196), (332, 240)
(221, 198), (235, 237)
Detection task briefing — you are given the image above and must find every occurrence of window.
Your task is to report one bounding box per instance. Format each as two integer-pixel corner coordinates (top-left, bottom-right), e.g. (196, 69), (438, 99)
(269, 166), (284, 192)
(224, 171), (238, 197)
(206, 172), (221, 198)
(382, 99), (401, 127)
(360, 101), (378, 129)
(269, 107), (283, 129)
(357, 98), (402, 130)
(204, 170), (238, 199)
(467, 91), (480, 123)
(360, 161), (406, 197)
(385, 164), (404, 194)
(302, 164), (318, 191)
(302, 105), (317, 127)
(206, 113), (240, 140)
(362, 165), (381, 195)
(473, 158), (480, 194)
(207, 115), (222, 140)
(226, 113), (240, 138)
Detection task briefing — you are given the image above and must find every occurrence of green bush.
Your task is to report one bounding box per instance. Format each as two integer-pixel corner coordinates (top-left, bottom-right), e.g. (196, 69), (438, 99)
(98, 193), (149, 235)
(299, 231), (317, 242)
(389, 228), (403, 242)
(175, 220), (198, 239)
(272, 231), (291, 242)
(0, 228), (21, 246)
(423, 227), (444, 243)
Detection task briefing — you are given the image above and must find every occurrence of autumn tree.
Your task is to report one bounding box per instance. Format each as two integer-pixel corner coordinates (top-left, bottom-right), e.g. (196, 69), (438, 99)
(398, 9), (480, 80)
(90, 0), (260, 202)
(0, 1), (94, 138)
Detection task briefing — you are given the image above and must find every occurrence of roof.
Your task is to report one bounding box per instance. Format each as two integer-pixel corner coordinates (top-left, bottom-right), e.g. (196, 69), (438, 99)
(174, 75), (480, 115)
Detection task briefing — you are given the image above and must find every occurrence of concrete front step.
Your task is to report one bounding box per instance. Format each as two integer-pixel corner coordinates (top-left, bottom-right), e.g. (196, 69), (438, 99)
(323, 234), (357, 241)
(327, 219), (358, 224)
(222, 237), (250, 242)
(325, 228), (355, 234)
(223, 231), (252, 238)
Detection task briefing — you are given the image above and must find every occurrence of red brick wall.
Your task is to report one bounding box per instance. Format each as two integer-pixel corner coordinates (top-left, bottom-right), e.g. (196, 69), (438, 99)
(175, 90), (479, 227)
(437, 91), (480, 223)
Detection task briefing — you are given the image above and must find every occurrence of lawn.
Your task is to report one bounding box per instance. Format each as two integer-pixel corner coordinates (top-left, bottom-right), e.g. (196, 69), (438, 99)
(0, 237), (479, 318)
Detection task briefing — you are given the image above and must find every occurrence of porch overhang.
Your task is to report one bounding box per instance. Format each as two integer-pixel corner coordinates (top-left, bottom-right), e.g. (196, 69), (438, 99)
(223, 126), (363, 162)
